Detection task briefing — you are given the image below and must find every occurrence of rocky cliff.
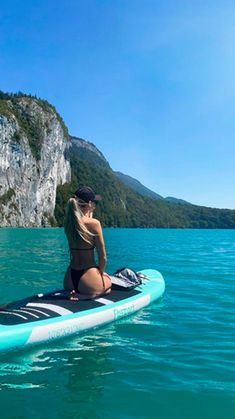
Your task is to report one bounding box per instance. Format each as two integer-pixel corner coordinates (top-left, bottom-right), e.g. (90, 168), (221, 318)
(0, 95), (71, 226)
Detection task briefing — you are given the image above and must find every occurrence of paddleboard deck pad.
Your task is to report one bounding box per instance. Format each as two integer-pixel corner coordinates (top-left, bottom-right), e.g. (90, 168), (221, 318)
(0, 269), (165, 354)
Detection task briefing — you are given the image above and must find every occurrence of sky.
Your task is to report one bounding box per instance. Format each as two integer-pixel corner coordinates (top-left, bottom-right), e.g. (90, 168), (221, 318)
(0, 0), (235, 209)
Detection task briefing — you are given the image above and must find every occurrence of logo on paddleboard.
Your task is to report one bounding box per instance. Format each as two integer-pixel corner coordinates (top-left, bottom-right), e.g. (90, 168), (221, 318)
(113, 304), (135, 320)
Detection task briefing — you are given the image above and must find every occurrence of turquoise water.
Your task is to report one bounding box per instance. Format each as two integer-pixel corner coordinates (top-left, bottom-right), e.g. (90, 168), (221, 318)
(0, 228), (234, 418)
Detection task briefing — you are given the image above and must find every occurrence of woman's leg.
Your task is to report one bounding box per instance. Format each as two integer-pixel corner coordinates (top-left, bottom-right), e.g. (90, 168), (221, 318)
(78, 267), (112, 297)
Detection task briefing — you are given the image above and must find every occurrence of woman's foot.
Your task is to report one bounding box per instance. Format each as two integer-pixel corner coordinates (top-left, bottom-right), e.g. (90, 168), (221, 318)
(69, 290), (79, 301)
(103, 286), (112, 296)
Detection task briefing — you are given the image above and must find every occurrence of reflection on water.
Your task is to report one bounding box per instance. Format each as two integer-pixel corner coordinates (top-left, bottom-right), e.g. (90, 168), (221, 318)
(0, 331), (115, 418)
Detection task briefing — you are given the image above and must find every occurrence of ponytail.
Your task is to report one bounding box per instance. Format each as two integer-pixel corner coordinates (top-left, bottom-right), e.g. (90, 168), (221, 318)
(64, 196), (94, 245)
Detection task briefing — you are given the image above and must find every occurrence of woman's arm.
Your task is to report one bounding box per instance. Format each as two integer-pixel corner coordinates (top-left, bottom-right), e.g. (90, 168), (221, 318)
(93, 219), (107, 276)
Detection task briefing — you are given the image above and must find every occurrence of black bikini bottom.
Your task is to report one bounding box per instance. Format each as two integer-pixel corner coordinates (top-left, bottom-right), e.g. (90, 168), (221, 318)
(71, 266), (98, 292)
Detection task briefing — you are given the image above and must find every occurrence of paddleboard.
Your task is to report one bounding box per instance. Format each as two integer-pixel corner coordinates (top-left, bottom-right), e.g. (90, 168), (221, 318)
(0, 269), (165, 354)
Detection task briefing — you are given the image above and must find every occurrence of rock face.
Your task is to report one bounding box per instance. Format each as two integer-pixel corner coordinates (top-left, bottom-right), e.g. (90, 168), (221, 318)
(0, 97), (71, 226)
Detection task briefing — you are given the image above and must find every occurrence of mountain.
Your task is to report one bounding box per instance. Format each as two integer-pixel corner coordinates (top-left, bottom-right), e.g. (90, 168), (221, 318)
(55, 151), (182, 228)
(115, 171), (192, 205)
(71, 136), (111, 170)
(114, 171), (164, 200)
(70, 139), (192, 206)
(70, 141), (190, 204)
(1, 90), (235, 229)
(68, 139), (191, 206)
(55, 134), (235, 229)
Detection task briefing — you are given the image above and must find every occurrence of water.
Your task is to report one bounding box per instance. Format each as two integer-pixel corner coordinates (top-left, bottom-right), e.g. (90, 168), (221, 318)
(0, 228), (234, 418)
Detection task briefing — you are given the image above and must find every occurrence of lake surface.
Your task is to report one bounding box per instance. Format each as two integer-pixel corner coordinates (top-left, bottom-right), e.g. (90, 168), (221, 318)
(0, 228), (234, 418)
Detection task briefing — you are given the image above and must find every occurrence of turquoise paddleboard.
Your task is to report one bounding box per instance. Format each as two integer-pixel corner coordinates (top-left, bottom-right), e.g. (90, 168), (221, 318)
(0, 269), (165, 354)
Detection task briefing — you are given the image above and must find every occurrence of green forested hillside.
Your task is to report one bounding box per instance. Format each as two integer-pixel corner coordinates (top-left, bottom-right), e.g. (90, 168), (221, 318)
(55, 145), (235, 228)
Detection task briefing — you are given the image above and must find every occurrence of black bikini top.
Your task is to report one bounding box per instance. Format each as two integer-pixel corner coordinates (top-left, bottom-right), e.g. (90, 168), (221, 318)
(70, 246), (95, 251)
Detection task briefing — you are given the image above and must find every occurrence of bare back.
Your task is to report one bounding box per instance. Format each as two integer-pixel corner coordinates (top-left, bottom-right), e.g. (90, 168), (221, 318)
(68, 216), (106, 271)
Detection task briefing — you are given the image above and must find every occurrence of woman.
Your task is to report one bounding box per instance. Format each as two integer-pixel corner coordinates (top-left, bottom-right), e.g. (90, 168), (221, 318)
(64, 186), (112, 301)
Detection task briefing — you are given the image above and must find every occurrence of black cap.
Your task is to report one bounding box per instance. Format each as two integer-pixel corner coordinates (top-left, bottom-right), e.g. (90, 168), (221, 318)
(74, 186), (101, 203)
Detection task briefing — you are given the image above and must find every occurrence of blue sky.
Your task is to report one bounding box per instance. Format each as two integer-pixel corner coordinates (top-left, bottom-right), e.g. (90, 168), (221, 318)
(0, 0), (234, 208)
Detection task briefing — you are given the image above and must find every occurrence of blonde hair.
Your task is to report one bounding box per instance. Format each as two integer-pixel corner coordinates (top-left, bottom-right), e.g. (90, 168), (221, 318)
(64, 196), (94, 245)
